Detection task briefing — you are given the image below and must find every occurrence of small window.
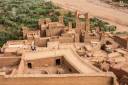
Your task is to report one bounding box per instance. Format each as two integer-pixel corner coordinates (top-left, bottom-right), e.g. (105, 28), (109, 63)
(106, 41), (112, 45)
(69, 68), (72, 72)
(28, 63), (32, 68)
(56, 59), (61, 65)
(44, 21), (46, 24)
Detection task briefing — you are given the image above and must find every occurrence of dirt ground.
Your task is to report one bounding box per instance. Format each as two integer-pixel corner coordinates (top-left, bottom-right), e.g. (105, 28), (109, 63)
(52, 0), (128, 32)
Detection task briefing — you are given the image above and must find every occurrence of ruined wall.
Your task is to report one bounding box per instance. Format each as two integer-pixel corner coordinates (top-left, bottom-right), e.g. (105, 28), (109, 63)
(40, 24), (47, 37)
(46, 28), (63, 37)
(0, 74), (115, 85)
(113, 36), (128, 49)
(0, 57), (20, 68)
(35, 38), (49, 47)
(25, 56), (81, 74)
(26, 56), (63, 68)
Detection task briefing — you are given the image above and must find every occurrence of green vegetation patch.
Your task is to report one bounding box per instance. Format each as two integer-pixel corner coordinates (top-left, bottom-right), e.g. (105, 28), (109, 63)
(90, 17), (116, 32)
(0, 0), (60, 46)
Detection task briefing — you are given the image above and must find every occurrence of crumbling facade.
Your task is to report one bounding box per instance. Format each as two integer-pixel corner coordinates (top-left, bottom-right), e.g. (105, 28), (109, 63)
(0, 11), (128, 85)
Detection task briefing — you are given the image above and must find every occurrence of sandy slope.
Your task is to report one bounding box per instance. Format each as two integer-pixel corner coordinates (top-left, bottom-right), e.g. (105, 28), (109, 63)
(52, 0), (128, 32)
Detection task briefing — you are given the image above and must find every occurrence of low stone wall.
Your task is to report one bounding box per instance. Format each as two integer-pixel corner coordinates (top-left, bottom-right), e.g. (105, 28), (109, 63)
(0, 57), (20, 68)
(0, 73), (116, 85)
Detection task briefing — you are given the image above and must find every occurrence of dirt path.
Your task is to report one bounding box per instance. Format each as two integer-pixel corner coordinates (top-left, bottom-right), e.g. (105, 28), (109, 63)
(52, 0), (128, 32)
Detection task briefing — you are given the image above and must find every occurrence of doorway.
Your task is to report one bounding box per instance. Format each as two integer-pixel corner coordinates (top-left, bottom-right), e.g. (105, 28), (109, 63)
(28, 63), (32, 68)
(56, 59), (61, 65)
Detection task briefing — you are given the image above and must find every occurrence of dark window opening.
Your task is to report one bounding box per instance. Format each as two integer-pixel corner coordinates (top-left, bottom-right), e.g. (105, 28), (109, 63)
(56, 59), (61, 65)
(44, 21), (46, 24)
(101, 44), (106, 50)
(28, 63), (32, 68)
(80, 33), (85, 42)
(106, 41), (112, 45)
(69, 68), (72, 72)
